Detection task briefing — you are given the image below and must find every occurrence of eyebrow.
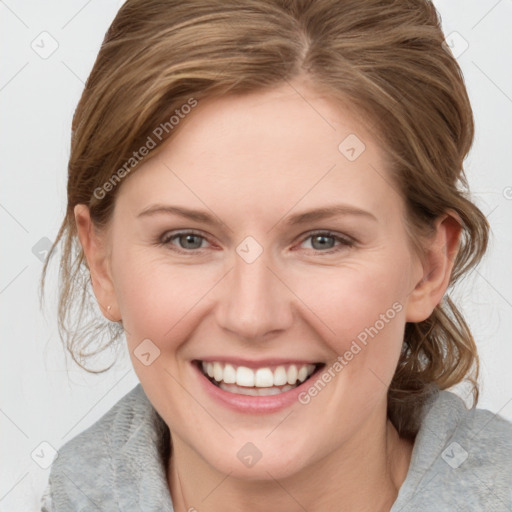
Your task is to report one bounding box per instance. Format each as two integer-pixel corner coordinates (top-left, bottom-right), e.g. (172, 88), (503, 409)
(137, 203), (377, 227)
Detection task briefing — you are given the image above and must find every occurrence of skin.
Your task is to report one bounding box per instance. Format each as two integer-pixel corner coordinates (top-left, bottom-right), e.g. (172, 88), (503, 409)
(75, 76), (461, 512)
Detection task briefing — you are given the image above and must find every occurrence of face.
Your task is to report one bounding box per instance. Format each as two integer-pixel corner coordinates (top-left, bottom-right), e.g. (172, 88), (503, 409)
(94, 79), (428, 480)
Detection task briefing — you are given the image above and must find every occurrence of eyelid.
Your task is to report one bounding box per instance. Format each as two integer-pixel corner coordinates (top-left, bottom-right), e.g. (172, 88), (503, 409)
(294, 230), (355, 254)
(158, 229), (352, 245)
(156, 224), (358, 257)
(159, 228), (356, 255)
(160, 228), (206, 240)
(299, 229), (355, 244)
(157, 229), (211, 254)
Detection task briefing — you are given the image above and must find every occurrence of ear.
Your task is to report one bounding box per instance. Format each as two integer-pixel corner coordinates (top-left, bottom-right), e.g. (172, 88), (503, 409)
(74, 204), (120, 322)
(405, 211), (462, 322)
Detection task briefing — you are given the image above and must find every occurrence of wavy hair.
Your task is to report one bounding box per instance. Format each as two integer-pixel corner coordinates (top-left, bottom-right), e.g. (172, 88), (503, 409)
(40, 0), (489, 439)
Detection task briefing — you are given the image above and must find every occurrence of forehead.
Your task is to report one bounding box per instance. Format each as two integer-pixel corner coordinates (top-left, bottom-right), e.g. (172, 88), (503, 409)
(115, 81), (403, 225)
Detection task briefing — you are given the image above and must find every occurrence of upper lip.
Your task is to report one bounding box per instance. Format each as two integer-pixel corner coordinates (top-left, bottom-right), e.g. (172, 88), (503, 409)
(195, 357), (323, 369)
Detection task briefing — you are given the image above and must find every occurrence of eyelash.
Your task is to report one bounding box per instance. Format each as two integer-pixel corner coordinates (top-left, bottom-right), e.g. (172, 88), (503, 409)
(158, 229), (355, 256)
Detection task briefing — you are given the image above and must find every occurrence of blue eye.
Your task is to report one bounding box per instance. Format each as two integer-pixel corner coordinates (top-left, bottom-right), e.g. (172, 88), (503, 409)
(158, 230), (354, 255)
(160, 230), (208, 251)
(299, 231), (354, 254)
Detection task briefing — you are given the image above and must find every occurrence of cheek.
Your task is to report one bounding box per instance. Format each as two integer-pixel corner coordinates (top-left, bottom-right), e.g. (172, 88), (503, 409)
(113, 237), (410, 373)
(297, 261), (406, 336)
(291, 258), (408, 385)
(113, 260), (165, 339)
(112, 248), (219, 346)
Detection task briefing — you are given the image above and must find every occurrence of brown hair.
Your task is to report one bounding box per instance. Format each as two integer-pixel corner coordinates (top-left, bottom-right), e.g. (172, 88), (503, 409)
(40, 0), (489, 439)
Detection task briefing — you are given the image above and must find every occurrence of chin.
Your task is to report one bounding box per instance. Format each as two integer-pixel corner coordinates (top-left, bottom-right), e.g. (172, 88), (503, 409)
(192, 435), (316, 482)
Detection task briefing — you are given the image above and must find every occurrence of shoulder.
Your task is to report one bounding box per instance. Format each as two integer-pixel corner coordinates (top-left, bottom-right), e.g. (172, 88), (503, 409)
(393, 390), (512, 511)
(433, 390), (512, 469)
(41, 383), (168, 511)
(437, 392), (512, 507)
(54, 382), (149, 463)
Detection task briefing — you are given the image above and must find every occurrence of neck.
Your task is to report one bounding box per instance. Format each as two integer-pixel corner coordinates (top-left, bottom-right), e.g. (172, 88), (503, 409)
(167, 408), (414, 512)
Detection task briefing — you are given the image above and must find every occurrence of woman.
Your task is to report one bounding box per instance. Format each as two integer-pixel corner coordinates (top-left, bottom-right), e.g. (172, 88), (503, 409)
(40, 0), (512, 510)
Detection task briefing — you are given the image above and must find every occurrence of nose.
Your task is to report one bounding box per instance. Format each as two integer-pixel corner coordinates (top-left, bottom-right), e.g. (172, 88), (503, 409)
(214, 249), (294, 341)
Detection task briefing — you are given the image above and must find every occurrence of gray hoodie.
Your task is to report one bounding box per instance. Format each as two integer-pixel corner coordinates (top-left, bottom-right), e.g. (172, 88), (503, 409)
(40, 383), (512, 511)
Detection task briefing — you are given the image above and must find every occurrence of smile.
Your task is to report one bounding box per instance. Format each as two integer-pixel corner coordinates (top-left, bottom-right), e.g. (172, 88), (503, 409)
(199, 361), (321, 396)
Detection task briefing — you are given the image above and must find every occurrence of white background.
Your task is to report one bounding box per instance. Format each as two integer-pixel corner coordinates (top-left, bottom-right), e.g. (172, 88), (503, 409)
(1, 1), (511, 510)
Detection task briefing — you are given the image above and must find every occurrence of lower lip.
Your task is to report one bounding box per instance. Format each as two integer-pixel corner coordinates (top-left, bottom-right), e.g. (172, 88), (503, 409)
(193, 362), (321, 414)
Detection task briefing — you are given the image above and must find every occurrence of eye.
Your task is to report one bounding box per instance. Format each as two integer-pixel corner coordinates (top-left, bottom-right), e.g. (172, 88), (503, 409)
(158, 229), (355, 255)
(298, 231), (355, 254)
(159, 230), (210, 252)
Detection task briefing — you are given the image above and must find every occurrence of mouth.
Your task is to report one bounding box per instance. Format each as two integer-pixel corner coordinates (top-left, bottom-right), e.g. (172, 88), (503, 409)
(194, 360), (325, 396)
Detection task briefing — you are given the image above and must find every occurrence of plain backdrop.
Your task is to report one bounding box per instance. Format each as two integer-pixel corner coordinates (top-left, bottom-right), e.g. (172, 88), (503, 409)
(1, 0), (511, 510)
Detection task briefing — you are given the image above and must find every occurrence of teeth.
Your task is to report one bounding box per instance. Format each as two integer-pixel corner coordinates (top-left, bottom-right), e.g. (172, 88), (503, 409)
(213, 362), (223, 382)
(201, 361), (317, 388)
(274, 366), (288, 386)
(287, 365), (298, 385)
(219, 382), (294, 396)
(223, 364), (236, 384)
(255, 368), (274, 387)
(236, 366), (255, 387)
(297, 366), (309, 382)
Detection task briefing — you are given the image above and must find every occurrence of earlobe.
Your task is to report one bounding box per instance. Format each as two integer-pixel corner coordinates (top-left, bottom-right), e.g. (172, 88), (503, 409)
(404, 211), (462, 323)
(74, 204), (120, 322)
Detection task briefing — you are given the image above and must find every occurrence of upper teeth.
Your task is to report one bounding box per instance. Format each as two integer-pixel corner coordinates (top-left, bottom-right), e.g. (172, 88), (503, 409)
(201, 362), (316, 388)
